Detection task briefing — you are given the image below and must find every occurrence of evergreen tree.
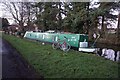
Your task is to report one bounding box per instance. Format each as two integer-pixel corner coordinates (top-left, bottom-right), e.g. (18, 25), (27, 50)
(97, 2), (119, 37)
(2, 18), (9, 30)
(63, 2), (91, 34)
(1, 18), (9, 33)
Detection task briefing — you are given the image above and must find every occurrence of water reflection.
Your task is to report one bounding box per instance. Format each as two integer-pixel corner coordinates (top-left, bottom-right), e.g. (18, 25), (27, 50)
(99, 48), (119, 62)
(89, 42), (120, 62)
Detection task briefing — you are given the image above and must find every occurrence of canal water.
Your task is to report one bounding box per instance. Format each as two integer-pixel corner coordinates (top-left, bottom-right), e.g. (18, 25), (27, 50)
(89, 42), (120, 62)
(89, 42), (120, 51)
(96, 43), (120, 51)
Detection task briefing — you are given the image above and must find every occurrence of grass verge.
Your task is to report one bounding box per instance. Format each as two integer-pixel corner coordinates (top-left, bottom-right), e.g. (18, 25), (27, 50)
(3, 34), (119, 78)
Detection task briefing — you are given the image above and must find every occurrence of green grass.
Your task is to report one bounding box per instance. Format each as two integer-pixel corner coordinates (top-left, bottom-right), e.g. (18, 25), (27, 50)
(3, 34), (119, 78)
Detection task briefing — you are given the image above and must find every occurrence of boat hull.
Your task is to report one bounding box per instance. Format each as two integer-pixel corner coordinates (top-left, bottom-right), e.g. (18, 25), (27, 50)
(79, 48), (97, 53)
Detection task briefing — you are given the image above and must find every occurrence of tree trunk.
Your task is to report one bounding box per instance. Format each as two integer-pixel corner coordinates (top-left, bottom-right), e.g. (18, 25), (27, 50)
(27, 3), (31, 29)
(101, 15), (105, 38)
(58, 3), (62, 31)
(116, 13), (120, 44)
(117, 13), (120, 38)
(43, 19), (47, 31)
(19, 21), (24, 31)
(83, 2), (90, 34)
(86, 2), (90, 34)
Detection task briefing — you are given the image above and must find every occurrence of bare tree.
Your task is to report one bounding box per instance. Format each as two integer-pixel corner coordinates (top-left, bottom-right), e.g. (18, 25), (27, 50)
(23, 2), (37, 29)
(2, 2), (36, 31)
(2, 2), (24, 29)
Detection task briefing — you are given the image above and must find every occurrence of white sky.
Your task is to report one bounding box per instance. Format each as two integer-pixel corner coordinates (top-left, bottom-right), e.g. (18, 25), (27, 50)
(0, 2), (16, 24)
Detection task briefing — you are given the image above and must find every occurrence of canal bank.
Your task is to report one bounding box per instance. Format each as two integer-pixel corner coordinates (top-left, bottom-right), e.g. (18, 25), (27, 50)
(89, 41), (120, 51)
(2, 34), (119, 78)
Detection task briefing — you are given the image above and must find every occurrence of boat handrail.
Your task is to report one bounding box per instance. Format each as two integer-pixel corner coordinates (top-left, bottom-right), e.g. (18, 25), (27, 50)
(91, 34), (100, 48)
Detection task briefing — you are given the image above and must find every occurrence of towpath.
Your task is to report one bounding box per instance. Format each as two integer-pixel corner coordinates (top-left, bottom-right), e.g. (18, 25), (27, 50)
(0, 37), (43, 79)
